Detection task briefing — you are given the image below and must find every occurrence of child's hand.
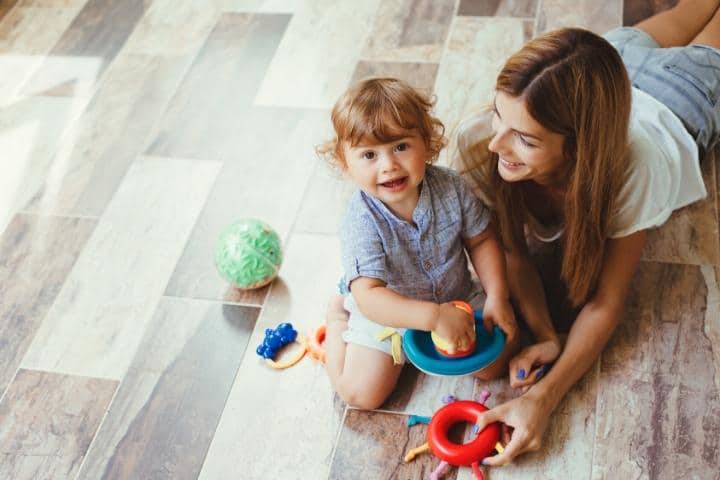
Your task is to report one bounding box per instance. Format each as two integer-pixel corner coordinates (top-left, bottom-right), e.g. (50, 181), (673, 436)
(482, 295), (518, 342)
(509, 339), (561, 390)
(432, 303), (475, 353)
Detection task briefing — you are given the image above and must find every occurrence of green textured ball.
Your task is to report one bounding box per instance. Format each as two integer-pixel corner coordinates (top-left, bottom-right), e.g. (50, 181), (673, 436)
(214, 219), (282, 289)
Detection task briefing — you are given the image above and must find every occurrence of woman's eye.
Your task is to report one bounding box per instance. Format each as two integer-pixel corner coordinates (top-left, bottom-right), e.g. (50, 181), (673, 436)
(395, 143), (409, 152)
(517, 133), (536, 148)
(362, 151), (375, 160)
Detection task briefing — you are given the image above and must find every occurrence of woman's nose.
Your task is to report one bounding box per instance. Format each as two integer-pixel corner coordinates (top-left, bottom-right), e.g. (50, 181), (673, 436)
(488, 130), (507, 154)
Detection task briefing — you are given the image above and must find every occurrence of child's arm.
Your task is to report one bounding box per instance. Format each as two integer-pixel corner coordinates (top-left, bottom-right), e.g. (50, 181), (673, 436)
(350, 277), (475, 348)
(464, 224), (517, 341)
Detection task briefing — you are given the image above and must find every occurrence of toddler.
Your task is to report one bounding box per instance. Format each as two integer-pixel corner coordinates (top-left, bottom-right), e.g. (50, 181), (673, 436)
(318, 78), (517, 409)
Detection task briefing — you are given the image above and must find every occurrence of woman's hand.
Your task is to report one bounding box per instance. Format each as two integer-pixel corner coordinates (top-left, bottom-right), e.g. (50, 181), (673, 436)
(475, 389), (554, 466)
(509, 339), (561, 390)
(482, 294), (518, 342)
(432, 302), (476, 352)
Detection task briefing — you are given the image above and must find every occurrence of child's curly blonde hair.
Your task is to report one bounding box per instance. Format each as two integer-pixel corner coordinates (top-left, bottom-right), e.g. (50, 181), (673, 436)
(317, 77), (446, 169)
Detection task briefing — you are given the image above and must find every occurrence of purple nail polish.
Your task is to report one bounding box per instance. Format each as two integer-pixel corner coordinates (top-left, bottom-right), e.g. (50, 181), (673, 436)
(536, 369), (545, 379)
(481, 459), (490, 466)
(517, 368), (526, 379)
(471, 425), (479, 435)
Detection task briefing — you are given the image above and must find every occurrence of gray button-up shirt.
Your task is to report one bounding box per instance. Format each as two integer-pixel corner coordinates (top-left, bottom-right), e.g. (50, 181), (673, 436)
(340, 165), (491, 303)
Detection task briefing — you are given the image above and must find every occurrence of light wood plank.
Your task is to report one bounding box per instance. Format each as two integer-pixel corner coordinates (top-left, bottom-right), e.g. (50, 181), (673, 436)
(1, 94), (87, 232)
(77, 298), (259, 479)
(145, 13), (291, 162)
(21, 156), (222, 379)
(24, 53), (196, 217)
(0, 369), (117, 480)
(162, 108), (329, 305)
(254, 0), (381, 108)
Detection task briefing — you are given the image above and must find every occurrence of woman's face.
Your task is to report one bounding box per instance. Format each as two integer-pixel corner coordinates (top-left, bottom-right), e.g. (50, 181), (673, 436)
(489, 91), (569, 187)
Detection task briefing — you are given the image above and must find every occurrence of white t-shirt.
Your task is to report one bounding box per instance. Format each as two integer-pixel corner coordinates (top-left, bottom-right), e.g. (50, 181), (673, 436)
(528, 87), (706, 241)
(609, 87), (706, 237)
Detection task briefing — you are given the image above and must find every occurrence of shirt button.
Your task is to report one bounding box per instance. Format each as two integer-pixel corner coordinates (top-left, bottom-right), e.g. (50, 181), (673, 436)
(424, 260), (432, 270)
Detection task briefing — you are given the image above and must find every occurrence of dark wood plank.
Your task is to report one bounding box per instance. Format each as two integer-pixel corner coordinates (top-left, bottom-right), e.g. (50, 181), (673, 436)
(0, 369), (117, 479)
(0, 213), (96, 396)
(329, 409), (459, 480)
(76, 298), (259, 479)
(594, 261), (720, 477)
(623, 0), (678, 26)
(458, 0), (537, 17)
(146, 13), (291, 162)
(21, 0), (150, 96)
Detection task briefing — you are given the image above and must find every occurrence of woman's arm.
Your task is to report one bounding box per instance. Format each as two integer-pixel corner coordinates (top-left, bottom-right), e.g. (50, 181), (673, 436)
(534, 229), (647, 409)
(477, 229), (647, 465)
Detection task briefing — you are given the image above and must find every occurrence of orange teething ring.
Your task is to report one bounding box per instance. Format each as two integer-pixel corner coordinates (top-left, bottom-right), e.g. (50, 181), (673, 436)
(307, 325), (326, 363)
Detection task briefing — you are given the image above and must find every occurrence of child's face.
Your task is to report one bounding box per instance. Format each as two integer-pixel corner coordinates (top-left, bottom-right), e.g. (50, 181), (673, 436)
(488, 91), (568, 187)
(343, 132), (429, 219)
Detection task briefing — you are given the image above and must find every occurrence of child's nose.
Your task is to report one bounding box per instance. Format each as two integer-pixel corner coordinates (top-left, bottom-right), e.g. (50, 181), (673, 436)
(380, 153), (399, 171)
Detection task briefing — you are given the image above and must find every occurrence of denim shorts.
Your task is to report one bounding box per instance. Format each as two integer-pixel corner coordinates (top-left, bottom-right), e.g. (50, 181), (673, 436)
(604, 26), (720, 152)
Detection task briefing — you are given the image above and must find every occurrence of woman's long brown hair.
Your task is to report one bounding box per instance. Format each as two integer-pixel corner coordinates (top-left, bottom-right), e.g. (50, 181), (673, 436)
(458, 28), (631, 306)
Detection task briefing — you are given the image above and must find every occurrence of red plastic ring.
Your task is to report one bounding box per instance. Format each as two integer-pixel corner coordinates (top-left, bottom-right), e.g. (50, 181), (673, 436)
(427, 400), (500, 466)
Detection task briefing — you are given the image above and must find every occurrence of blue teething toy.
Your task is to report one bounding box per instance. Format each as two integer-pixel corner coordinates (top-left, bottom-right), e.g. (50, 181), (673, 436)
(403, 310), (506, 376)
(256, 323), (298, 359)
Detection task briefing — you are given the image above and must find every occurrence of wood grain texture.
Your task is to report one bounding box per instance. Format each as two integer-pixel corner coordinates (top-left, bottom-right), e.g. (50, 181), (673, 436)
(77, 298), (259, 480)
(0, 213), (96, 396)
(21, 0), (150, 97)
(0, 369), (117, 480)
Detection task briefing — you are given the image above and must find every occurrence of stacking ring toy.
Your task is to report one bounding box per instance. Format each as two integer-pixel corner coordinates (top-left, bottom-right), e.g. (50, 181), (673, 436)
(428, 400), (500, 466)
(403, 310), (505, 376)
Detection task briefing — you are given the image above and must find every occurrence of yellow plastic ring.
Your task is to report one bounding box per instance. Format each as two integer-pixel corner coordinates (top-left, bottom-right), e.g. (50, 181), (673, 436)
(265, 334), (308, 369)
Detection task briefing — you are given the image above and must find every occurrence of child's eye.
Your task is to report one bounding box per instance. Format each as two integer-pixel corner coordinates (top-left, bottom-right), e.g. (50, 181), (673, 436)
(362, 151), (375, 160)
(395, 142), (409, 152)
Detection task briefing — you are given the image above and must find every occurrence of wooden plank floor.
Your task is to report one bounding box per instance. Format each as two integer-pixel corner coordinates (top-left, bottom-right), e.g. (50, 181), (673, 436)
(1, 0), (718, 479)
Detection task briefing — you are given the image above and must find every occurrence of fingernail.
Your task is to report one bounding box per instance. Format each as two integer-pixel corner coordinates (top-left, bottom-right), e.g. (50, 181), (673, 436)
(481, 459), (490, 466)
(536, 369), (545, 379)
(516, 368), (526, 380)
(471, 425), (479, 435)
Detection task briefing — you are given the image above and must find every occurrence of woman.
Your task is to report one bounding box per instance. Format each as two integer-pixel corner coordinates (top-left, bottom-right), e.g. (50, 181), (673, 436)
(460, 0), (720, 466)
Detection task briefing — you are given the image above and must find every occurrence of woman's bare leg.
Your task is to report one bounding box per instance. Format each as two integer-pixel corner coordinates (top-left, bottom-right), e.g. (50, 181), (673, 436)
(634, 0), (720, 47)
(324, 295), (404, 409)
(691, 3), (720, 47)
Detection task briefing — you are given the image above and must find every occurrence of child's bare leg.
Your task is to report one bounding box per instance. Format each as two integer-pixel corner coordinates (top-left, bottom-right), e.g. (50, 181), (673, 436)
(634, 0), (720, 47)
(691, 3), (720, 48)
(324, 296), (403, 409)
(472, 333), (520, 381)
